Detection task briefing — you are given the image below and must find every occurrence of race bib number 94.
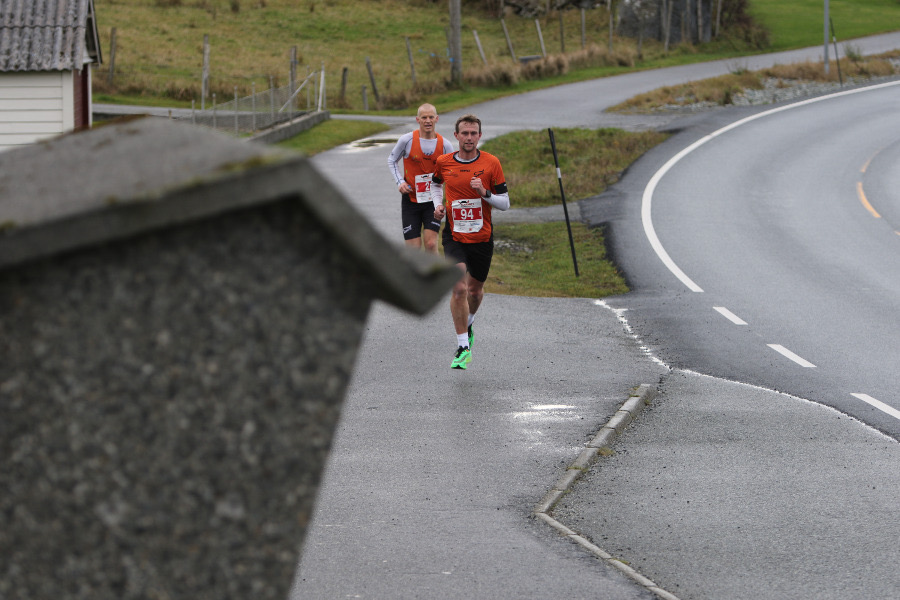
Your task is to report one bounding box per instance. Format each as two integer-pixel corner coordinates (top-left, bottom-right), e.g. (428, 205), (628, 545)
(414, 173), (432, 203)
(451, 198), (484, 234)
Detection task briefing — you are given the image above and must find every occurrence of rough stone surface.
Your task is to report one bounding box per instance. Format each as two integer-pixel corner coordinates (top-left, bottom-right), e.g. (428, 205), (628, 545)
(732, 73), (900, 105)
(649, 70), (900, 114)
(0, 199), (373, 599)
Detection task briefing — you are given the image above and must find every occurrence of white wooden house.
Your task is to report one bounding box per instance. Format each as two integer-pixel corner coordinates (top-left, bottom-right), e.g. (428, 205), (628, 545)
(0, 0), (102, 152)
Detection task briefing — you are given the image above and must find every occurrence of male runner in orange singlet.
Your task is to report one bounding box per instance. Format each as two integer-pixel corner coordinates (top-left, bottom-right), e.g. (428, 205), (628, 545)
(431, 114), (510, 370)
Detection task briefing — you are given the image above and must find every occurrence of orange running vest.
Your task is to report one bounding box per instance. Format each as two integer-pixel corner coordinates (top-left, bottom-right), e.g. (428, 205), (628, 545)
(432, 150), (506, 244)
(402, 130), (446, 203)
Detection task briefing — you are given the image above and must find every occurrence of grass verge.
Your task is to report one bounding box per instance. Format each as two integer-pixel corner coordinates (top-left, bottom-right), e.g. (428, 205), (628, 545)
(480, 128), (668, 208)
(276, 119), (391, 155)
(487, 222), (627, 298)
(476, 126), (666, 298)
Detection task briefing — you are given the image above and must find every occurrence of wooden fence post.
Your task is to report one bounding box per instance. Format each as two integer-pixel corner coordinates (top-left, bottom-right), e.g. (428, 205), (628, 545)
(365, 57), (380, 105)
(312, 66), (318, 109)
(472, 30), (487, 65)
(535, 19), (547, 58)
(362, 85), (369, 111)
(202, 34), (210, 111)
(608, 0), (613, 52)
(501, 18), (517, 62)
(448, 0), (462, 85)
(340, 67), (348, 104)
(318, 62), (326, 111)
(290, 45), (297, 113)
(716, 0), (723, 37)
(581, 8), (586, 49)
(107, 27), (116, 87)
(698, 0), (703, 43)
(558, 12), (565, 53)
(405, 37), (417, 85)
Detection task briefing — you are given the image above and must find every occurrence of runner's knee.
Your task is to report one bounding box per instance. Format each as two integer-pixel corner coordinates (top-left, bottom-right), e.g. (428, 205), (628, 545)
(467, 279), (484, 300)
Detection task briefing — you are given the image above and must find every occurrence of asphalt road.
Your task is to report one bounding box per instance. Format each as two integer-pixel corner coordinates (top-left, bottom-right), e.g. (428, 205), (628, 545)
(553, 369), (900, 600)
(594, 81), (900, 438)
(290, 33), (900, 600)
(290, 297), (667, 600)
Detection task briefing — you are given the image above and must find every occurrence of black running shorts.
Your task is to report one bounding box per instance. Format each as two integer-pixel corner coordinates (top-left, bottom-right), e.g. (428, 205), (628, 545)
(401, 193), (442, 240)
(441, 225), (494, 283)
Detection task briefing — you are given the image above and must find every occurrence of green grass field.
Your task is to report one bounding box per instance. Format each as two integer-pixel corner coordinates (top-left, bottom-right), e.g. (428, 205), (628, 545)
(94, 0), (900, 113)
(748, 0), (900, 50)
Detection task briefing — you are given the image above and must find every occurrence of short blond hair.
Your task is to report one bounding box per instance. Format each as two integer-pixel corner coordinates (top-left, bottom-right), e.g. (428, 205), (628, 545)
(417, 103), (437, 117)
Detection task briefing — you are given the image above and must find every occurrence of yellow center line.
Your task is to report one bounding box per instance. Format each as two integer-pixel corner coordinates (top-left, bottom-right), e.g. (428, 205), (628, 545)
(857, 181), (881, 219)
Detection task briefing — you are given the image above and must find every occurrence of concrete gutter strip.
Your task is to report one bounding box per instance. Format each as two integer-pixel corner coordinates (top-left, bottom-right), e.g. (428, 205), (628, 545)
(533, 383), (681, 600)
(569, 447), (599, 471)
(648, 587), (682, 600)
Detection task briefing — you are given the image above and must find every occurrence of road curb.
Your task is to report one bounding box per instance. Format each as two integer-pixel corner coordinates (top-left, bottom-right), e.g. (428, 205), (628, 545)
(533, 383), (681, 600)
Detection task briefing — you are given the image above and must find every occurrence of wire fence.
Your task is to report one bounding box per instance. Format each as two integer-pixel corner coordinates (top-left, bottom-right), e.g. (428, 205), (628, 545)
(177, 69), (326, 135)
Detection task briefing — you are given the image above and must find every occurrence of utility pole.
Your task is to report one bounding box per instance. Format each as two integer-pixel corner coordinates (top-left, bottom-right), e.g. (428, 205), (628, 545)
(201, 34), (210, 111)
(824, 0), (830, 74)
(449, 0), (462, 86)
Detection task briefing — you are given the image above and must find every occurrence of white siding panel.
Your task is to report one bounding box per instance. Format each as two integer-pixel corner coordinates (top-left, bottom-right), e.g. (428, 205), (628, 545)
(0, 121), (62, 134)
(0, 110), (64, 122)
(0, 74), (62, 87)
(61, 73), (74, 131)
(0, 71), (66, 151)
(0, 98), (64, 110)
(0, 87), (61, 98)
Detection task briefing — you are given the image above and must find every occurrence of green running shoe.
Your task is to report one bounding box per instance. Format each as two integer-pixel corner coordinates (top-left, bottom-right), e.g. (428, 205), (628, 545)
(467, 324), (474, 349)
(451, 346), (472, 370)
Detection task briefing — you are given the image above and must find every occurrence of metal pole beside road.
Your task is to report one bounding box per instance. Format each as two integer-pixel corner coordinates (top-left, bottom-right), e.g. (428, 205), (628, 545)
(547, 128), (579, 277)
(830, 18), (843, 87)
(824, 0), (830, 74)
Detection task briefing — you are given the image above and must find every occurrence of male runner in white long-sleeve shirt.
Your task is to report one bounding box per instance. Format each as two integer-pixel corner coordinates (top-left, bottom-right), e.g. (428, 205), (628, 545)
(387, 103), (454, 254)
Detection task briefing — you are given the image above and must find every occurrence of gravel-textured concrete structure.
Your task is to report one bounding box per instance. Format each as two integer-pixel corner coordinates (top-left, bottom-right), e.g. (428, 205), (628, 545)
(0, 116), (459, 599)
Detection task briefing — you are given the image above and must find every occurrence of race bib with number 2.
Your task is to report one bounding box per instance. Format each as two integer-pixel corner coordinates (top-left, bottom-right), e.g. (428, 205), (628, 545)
(414, 173), (433, 203)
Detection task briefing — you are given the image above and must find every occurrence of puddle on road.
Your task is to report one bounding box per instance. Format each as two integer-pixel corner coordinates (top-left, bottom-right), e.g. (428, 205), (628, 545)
(344, 137), (398, 151)
(511, 404), (577, 422)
